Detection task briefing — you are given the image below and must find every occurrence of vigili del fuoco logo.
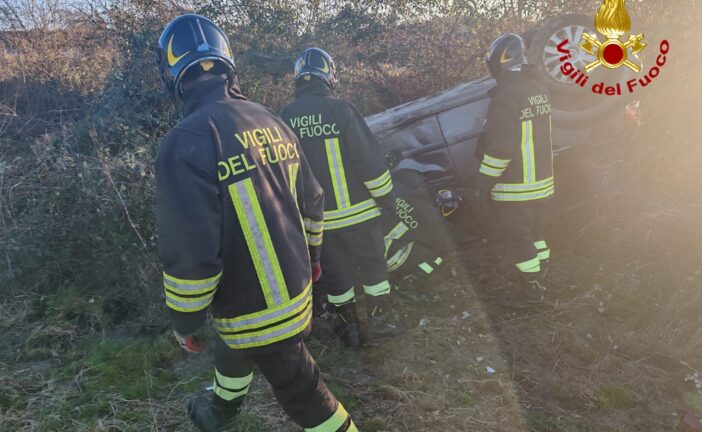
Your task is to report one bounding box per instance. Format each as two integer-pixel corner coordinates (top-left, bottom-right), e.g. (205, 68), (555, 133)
(558, 0), (670, 96)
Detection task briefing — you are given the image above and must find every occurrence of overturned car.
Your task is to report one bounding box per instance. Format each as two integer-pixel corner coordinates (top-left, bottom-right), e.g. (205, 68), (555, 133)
(368, 14), (641, 281)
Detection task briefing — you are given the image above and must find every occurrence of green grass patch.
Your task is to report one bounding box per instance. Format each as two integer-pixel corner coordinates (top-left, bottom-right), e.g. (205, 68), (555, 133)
(597, 384), (636, 410)
(29, 335), (188, 428)
(73, 336), (180, 400)
(326, 381), (362, 413)
(451, 388), (475, 406)
(682, 391), (702, 413)
(235, 411), (268, 431)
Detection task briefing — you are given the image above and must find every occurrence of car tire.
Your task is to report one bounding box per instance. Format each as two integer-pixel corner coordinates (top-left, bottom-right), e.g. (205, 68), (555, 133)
(528, 13), (633, 128)
(529, 14), (619, 94)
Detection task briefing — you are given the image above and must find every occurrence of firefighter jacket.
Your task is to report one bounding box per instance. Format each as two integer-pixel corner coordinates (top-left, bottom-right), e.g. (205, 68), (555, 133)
(280, 81), (394, 231)
(476, 69), (555, 202)
(382, 171), (454, 272)
(156, 77), (324, 352)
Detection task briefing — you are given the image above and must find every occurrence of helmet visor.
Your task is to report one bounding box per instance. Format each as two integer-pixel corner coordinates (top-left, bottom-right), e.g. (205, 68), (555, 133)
(189, 18), (232, 61)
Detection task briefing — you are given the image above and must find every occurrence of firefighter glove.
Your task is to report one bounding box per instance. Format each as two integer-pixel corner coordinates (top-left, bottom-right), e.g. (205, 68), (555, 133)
(173, 330), (206, 353)
(311, 261), (322, 283)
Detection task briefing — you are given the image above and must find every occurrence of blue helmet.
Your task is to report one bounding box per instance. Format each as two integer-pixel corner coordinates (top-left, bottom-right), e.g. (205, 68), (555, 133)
(157, 14), (236, 99)
(294, 47), (337, 89)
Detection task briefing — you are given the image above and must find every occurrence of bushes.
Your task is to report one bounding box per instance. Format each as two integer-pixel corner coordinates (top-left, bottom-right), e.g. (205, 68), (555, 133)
(3, 0), (695, 324)
(1, 123), (160, 303)
(0, 1), (518, 316)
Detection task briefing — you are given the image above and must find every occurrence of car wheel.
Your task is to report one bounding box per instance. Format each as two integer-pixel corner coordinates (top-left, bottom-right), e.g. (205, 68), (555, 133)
(528, 14), (634, 127)
(529, 14), (612, 94)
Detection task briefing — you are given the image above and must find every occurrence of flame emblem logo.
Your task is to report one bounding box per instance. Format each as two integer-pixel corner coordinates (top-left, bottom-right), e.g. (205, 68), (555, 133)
(580, 0), (647, 72)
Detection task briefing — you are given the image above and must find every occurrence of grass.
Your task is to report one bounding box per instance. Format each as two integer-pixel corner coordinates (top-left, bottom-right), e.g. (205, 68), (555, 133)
(597, 384), (636, 410)
(0, 334), (206, 431)
(3, 191), (702, 432)
(69, 337), (180, 400)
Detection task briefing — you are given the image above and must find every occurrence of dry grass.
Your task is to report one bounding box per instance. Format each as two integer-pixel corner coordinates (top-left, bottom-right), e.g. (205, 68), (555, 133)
(0, 259), (531, 431)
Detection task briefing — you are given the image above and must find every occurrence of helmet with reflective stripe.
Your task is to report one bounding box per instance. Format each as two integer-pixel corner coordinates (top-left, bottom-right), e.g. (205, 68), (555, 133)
(294, 47), (337, 89)
(485, 33), (527, 79)
(435, 189), (461, 217)
(157, 14), (236, 100)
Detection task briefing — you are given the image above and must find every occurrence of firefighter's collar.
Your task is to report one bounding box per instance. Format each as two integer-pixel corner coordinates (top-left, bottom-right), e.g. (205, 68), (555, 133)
(183, 76), (230, 114)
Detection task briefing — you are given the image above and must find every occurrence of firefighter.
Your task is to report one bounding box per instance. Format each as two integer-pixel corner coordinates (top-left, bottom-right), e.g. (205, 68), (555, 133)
(384, 170), (454, 293)
(155, 15), (357, 432)
(280, 47), (404, 348)
(476, 33), (554, 302)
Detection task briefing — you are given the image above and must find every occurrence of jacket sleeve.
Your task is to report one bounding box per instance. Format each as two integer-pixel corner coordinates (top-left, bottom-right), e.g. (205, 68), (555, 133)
(338, 101), (395, 207)
(476, 95), (516, 180)
(294, 147), (325, 263)
(156, 127), (222, 336)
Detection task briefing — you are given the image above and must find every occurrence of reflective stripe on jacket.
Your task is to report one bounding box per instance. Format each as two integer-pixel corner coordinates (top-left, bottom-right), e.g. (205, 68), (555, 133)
(156, 79), (324, 352)
(280, 81), (393, 231)
(476, 70), (555, 202)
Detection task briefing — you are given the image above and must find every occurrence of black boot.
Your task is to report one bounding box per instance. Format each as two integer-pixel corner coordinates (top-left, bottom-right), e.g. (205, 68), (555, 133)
(392, 274), (425, 304)
(365, 295), (405, 344)
(336, 303), (362, 348)
(187, 395), (239, 432)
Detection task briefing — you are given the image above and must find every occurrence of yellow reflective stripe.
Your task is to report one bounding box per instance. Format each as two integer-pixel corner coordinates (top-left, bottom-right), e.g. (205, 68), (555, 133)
(325, 138), (350, 209)
(419, 262), (434, 274)
(364, 280), (391, 297)
(520, 120), (527, 182)
(535, 240), (551, 260)
(220, 303), (312, 349)
(516, 256), (540, 273)
(492, 186), (554, 202)
(306, 231), (323, 247)
(483, 154), (511, 168)
(288, 162), (300, 201)
(304, 218), (323, 246)
(494, 177), (554, 192)
(325, 207), (381, 230)
(324, 198), (377, 221)
(163, 272), (222, 286)
(346, 420), (359, 432)
(369, 180), (393, 198)
(304, 218), (324, 233)
(364, 170), (391, 190)
(549, 115), (554, 175)
(387, 242), (413, 272)
(434, 257), (444, 266)
(479, 164), (505, 177)
(214, 386), (246, 401)
(213, 370), (252, 401)
(215, 370), (253, 389)
(328, 287), (356, 306)
(229, 179), (289, 306)
(305, 403), (350, 432)
(214, 283), (311, 333)
(163, 271), (222, 295)
(165, 289), (214, 312)
(384, 222), (410, 254)
(521, 120), (536, 183)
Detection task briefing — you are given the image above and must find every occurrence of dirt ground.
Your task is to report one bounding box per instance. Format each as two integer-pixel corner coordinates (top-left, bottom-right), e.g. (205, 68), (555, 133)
(3, 89), (702, 432)
(3, 136), (702, 432)
(0, 257), (530, 431)
(3, 192), (702, 432)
